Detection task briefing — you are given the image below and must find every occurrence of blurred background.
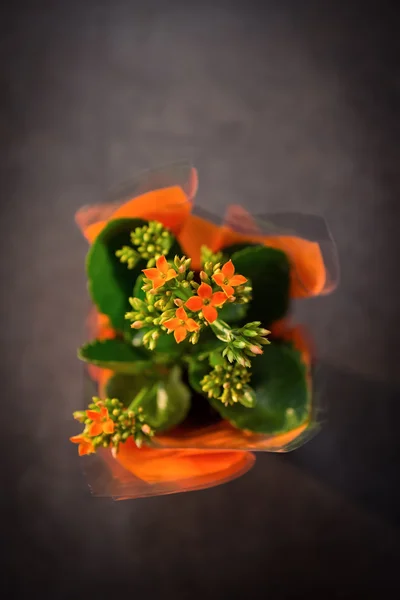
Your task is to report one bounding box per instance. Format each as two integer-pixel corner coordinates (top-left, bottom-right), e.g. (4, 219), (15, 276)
(1, 0), (399, 597)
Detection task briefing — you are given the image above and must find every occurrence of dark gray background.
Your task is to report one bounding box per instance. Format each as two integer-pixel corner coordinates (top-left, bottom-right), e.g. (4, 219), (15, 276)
(1, 1), (400, 597)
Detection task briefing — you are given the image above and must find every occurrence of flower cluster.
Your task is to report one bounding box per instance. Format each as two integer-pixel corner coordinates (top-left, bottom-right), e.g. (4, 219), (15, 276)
(117, 221), (271, 408)
(212, 321), (271, 368)
(129, 256), (252, 332)
(70, 396), (154, 456)
(125, 255), (252, 350)
(115, 221), (173, 269)
(200, 245), (224, 266)
(201, 360), (256, 407)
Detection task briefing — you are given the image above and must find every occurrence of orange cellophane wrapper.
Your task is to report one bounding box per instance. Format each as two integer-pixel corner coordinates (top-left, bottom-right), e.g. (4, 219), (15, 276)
(179, 204), (338, 297)
(75, 162), (198, 243)
(82, 310), (317, 499)
(76, 163), (338, 498)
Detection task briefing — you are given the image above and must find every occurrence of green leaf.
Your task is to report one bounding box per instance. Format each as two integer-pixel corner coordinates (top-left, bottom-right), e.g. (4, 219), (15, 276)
(209, 351), (226, 367)
(105, 367), (191, 432)
(154, 332), (183, 355)
(220, 242), (256, 257)
(239, 387), (257, 408)
(187, 357), (210, 394)
(133, 274), (146, 301)
(78, 338), (151, 374)
(105, 372), (150, 406)
(217, 301), (248, 323)
(231, 245), (290, 325)
(131, 327), (185, 361)
(210, 343), (310, 434)
(168, 237), (183, 261)
(86, 218), (183, 332)
(143, 366), (191, 431)
(186, 333), (228, 392)
(86, 218), (147, 331)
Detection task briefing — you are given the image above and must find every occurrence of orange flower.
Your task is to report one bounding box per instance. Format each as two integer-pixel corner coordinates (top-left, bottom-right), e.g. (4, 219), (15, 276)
(185, 283), (227, 324)
(164, 307), (200, 343)
(86, 406), (115, 436)
(212, 260), (247, 297)
(142, 255), (177, 290)
(70, 434), (95, 456)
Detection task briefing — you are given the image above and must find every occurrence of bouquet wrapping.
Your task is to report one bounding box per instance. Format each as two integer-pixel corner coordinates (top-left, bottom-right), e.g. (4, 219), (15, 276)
(72, 163), (339, 499)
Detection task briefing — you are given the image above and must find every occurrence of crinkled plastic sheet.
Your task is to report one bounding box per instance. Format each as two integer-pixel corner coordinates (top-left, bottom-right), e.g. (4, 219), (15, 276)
(74, 161), (338, 498)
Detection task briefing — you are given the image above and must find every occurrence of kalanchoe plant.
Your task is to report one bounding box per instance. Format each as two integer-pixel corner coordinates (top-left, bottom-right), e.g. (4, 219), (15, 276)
(72, 216), (312, 456)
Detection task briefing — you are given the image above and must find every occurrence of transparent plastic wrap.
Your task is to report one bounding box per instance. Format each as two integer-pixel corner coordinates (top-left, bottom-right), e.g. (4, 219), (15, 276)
(74, 162), (339, 499)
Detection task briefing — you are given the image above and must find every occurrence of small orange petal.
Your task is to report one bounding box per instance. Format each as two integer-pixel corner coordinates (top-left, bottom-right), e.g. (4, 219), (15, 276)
(198, 282), (212, 299)
(99, 406), (109, 419)
(165, 268), (178, 281)
(70, 435), (84, 444)
(230, 275), (247, 287)
(222, 284), (235, 297)
(86, 410), (101, 421)
(152, 277), (165, 290)
(143, 268), (160, 280)
(89, 421), (103, 437)
(79, 441), (94, 456)
(212, 273), (225, 287)
(202, 305), (218, 324)
(78, 444), (87, 456)
(176, 307), (188, 321)
(174, 326), (187, 343)
(185, 296), (204, 311)
(222, 260), (235, 278)
(186, 318), (200, 332)
(103, 419), (115, 434)
(211, 292), (227, 307)
(164, 318), (180, 331)
(156, 255), (169, 274)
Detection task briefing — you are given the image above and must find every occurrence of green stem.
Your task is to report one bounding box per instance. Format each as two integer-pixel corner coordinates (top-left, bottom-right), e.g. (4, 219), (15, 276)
(172, 283), (192, 302)
(211, 319), (230, 333)
(128, 385), (155, 411)
(210, 319), (233, 341)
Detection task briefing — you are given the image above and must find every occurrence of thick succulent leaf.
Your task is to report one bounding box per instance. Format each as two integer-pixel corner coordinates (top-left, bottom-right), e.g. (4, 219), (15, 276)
(86, 218), (147, 330)
(131, 327), (185, 361)
(86, 218), (183, 332)
(187, 357), (210, 394)
(105, 366), (190, 432)
(220, 242), (256, 257)
(133, 274), (146, 301)
(210, 342), (310, 434)
(78, 338), (151, 374)
(217, 301), (248, 323)
(231, 245), (291, 325)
